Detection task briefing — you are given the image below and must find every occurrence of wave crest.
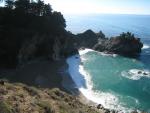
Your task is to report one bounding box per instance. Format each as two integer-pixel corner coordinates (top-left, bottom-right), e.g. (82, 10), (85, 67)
(121, 69), (150, 80)
(142, 44), (150, 49)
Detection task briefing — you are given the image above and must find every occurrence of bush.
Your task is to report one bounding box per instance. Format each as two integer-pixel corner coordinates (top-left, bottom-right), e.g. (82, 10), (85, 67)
(119, 32), (135, 39)
(0, 0), (66, 67)
(0, 101), (13, 113)
(38, 101), (55, 113)
(23, 86), (39, 96)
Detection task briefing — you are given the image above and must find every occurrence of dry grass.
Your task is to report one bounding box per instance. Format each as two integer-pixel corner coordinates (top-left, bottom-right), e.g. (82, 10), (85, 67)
(0, 100), (14, 113)
(0, 81), (100, 113)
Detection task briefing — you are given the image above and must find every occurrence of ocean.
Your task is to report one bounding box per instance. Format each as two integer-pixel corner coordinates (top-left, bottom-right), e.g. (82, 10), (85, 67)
(65, 14), (150, 112)
(65, 14), (150, 39)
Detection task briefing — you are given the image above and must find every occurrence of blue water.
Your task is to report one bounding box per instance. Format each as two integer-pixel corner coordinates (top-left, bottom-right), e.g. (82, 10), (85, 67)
(65, 14), (150, 39)
(81, 45), (150, 112)
(65, 14), (150, 112)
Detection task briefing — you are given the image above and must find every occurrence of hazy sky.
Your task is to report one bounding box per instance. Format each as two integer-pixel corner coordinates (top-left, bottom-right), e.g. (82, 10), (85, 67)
(45, 0), (150, 15)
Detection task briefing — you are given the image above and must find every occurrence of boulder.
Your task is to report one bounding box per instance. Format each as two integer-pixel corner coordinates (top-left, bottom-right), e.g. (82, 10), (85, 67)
(97, 104), (103, 109)
(143, 72), (148, 75)
(138, 71), (142, 74)
(0, 80), (5, 85)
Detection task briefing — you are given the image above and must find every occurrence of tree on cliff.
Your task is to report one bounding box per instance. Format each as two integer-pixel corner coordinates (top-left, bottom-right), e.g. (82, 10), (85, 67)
(0, 0), (66, 67)
(119, 32), (135, 39)
(5, 0), (14, 9)
(97, 31), (105, 38)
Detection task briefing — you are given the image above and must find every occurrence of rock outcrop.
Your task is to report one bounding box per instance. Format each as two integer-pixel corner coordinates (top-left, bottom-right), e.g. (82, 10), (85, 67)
(7, 30), (144, 66)
(52, 38), (61, 60)
(93, 32), (143, 56)
(74, 30), (143, 57)
(17, 33), (79, 65)
(76, 29), (99, 48)
(18, 34), (40, 65)
(18, 34), (59, 65)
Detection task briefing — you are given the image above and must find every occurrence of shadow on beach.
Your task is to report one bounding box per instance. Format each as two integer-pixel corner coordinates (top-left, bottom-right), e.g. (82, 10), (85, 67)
(0, 59), (68, 91)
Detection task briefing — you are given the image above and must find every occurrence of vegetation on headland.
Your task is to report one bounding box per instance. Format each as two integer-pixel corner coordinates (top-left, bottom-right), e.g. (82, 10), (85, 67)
(0, 0), (71, 67)
(93, 32), (143, 56)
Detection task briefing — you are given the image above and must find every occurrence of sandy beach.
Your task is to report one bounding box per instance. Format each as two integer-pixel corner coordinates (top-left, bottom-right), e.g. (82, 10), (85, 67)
(61, 58), (95, 105)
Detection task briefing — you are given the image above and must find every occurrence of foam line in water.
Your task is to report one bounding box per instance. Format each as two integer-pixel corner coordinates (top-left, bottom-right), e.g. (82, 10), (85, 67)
(142, 44), (150, 49)
(79, 48), (118, 57)
(67, 54), (132, 112)
(121, 69), (150, 80)
(79, 48), (94, 55)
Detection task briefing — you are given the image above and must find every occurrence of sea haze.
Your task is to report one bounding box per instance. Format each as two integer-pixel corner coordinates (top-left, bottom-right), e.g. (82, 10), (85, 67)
(66, 14), (150, 112)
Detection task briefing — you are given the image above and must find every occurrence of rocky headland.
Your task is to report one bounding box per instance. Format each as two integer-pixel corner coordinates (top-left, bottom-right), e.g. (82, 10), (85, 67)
(93, 32), (143, 56)
(74, 30), (143, 57)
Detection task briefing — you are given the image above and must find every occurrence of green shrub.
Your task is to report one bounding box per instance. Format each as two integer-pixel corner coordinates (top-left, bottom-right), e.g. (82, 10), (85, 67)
(0, 101), (13, 113)
(37, 101), (55, 113)
(23, 86), (39, 96)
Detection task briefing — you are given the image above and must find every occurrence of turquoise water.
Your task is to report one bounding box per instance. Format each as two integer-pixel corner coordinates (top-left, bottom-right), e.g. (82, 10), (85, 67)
(65, 14), (150, 112)
(81, 45), (150, 112)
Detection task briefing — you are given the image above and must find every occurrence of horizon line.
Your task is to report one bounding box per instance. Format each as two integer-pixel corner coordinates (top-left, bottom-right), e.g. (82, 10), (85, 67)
(63, 12), (150, 16)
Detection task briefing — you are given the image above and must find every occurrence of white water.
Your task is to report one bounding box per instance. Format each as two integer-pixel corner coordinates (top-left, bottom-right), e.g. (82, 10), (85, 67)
(121, 69), (150, 80)
(142, 44), (150, 49)
(66, 49), (133, 112)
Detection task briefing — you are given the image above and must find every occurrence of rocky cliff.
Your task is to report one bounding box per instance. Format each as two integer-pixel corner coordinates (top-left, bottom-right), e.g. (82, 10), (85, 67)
(73, 30), (143, 57)
(17, 31), (143, 66)
(93, 32), (143, 56)
(17, 33), (78, 65)
(75, 30), (99, 48)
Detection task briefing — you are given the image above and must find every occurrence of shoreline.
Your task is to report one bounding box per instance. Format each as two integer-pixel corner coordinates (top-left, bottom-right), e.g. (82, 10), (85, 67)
(61, 49), (112, 112)
(63, 48), (141, 113)
(60, 56), (96, 106)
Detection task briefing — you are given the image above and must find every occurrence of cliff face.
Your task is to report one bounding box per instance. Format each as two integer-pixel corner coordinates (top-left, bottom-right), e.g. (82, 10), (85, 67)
(75, 30), (99, 48)
(17, 33), (78, 65)
(93, 35), (143, 56)
(17, 31), (143, 66)
(18, 34), (54, 65)
(73, 30), (143, 57)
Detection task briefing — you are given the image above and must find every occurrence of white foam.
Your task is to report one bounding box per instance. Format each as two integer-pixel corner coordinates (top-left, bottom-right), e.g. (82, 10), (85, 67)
(121, 69), (150, 80)
(95, 51), (118, 57)
(79, 48), (94, 55)
(79, 48), (118, 57)
(67, 54), (132, 112)
(142, 44), (150, 49)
